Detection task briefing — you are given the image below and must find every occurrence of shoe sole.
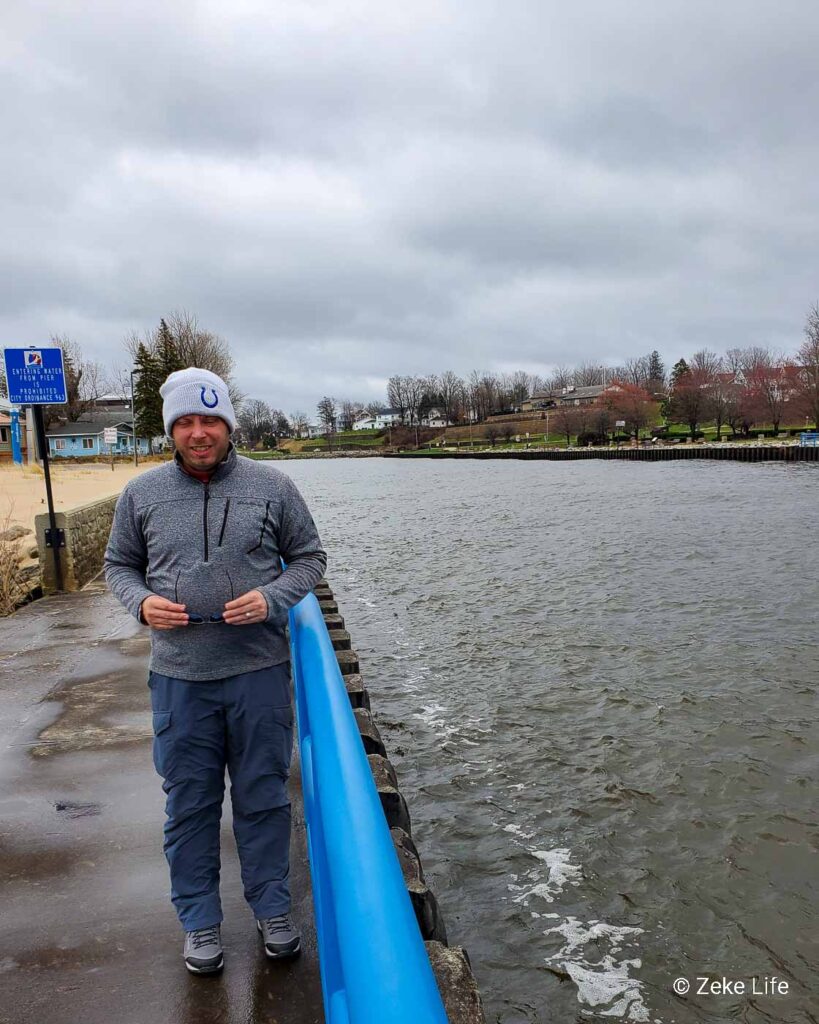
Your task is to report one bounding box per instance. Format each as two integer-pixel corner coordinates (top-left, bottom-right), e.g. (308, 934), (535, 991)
(184, 955), (224, 975)
(257, 921), (301, 960)
(263, 940), (301, 960)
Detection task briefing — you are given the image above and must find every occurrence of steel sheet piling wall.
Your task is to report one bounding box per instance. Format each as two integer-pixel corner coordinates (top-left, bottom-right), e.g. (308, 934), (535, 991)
(387, 446), (819, 465)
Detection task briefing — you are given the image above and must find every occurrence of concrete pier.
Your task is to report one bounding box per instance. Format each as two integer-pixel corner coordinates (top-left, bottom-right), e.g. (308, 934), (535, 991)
(0, 580), (486, 1023)
(0, 580), (324, 1024)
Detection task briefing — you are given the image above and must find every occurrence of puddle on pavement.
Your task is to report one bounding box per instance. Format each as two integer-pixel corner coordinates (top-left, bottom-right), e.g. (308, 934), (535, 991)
(1, 839), (85, 882)
(31, 670), (152, 758)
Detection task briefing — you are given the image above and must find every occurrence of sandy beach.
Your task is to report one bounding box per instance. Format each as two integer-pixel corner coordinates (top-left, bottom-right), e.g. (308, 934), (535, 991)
(0, 461), (161, 533)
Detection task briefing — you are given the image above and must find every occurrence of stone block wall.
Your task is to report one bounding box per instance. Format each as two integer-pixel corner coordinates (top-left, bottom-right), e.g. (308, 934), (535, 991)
(318, 579), (487, 1024)
(35, 495), (118, 594)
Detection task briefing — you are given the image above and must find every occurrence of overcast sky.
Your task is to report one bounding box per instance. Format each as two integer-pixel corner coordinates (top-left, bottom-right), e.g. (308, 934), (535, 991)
(3, 0), (818, 414)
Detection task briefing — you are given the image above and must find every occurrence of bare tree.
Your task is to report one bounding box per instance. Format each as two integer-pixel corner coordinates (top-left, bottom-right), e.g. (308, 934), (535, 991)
(317, 396), (337, 448)
(553, 405), (582, 445)
(44, 336), (104, 424)
(605, 382), (658, 439)
(623, 355), (652, 387)
(290, 411), (309, 438)
(106, 365), (134, 403)
(547, 364), (572, 390)
(467, 371), (502, 421)
(437, 370), (464, 426)
(403, 375), (427, 426)
(365, 401), (383, 418)
(797, 303), (819, 429)
(667, 351), (715, 436)
(125, 311), (242, 410)
(740, 346), (790, 432)
(238, 399), (272, 448)
(339, 400), (363, 432)
(387, 375), (409, 424)
(573, 361), (604, 387)
(507, 371), (531, 409)
(270, 409), (291, 437)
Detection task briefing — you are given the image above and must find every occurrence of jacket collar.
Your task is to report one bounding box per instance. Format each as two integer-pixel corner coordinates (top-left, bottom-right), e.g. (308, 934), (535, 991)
(173, 442), (237, 483)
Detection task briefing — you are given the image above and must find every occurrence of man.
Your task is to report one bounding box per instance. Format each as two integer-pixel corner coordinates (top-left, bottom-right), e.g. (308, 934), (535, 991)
(104, 367), (326, 975)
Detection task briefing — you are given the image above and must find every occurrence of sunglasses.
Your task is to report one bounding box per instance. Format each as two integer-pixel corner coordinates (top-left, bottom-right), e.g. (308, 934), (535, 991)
(187, 613), (225, 625)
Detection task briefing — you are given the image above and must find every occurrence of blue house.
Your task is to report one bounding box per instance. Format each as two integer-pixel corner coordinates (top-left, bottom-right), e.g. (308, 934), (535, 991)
(46, 413), (150, 458)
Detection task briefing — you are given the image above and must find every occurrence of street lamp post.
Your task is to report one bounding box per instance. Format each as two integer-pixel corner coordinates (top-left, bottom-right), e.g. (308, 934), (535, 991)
(130, 368), (140, 467)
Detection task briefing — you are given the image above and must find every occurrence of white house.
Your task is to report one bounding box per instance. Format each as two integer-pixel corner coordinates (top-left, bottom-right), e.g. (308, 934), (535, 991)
(421, 407), (449, 428)
(353, 408), (403, 430)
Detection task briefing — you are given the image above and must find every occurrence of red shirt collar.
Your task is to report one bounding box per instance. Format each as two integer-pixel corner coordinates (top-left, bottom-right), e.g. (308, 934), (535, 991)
(181, 464), (214, 483)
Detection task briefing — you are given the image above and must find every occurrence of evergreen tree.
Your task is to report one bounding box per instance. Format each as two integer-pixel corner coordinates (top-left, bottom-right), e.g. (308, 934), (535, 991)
(156, 318), (184, 382)
(133, 343), (163, 441)
(670, 358), (690, 388)
(647, 350), (665, 385)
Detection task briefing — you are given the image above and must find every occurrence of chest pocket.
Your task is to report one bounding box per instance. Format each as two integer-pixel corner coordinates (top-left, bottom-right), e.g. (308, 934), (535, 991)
(223, 498), (279, 558)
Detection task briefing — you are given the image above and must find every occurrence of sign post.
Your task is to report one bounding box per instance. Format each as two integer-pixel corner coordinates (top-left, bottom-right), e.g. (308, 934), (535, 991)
(103, 426), (118, 471)
(10, 409), (22, 465)
(2, 347), (68, 591)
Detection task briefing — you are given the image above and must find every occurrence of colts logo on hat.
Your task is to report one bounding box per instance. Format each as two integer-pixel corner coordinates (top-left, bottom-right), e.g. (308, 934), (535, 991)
(200, 387), (219, 409)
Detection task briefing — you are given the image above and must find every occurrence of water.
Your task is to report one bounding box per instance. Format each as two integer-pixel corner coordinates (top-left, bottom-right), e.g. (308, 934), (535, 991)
(280, 457), (819, 1024)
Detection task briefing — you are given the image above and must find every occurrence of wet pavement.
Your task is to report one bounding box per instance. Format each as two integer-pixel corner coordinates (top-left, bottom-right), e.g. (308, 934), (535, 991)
(0, 579), (323, 1024)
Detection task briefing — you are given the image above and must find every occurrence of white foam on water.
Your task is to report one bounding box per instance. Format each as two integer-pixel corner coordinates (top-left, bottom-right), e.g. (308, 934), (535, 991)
(413, 702), (459, 739)
(543, 917), (652, 1022)
(532, 847), (583, 893)
(501, 822), (535, 840)
(509, 848), (583, 904)
(565, 960), (649, 1022)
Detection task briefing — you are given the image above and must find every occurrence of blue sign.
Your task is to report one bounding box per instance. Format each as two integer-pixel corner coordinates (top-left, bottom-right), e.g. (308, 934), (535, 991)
(3, 347), (67, 405)
(10, 409), (22, 465)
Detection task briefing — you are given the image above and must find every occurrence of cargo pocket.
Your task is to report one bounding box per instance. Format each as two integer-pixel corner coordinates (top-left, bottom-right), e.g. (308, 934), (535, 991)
(262, 706), (294, 777)
(152, 711), (172, 777)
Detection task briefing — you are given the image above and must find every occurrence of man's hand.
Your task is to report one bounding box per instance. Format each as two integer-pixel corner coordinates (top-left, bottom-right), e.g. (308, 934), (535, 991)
(223, 589), (268, 625)
(141, 596), (189, 630)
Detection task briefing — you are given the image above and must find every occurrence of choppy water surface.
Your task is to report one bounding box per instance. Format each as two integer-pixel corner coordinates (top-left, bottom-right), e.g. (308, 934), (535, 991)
(281, 458), (818, 1024)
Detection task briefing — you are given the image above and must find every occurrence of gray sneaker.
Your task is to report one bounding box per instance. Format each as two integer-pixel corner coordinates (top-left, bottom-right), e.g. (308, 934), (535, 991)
(257, 913), (301, 959)
(183, 924), (224, 974)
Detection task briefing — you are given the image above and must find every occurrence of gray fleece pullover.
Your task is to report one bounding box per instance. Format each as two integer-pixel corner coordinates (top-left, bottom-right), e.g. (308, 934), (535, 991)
(104, 447), (327, 680)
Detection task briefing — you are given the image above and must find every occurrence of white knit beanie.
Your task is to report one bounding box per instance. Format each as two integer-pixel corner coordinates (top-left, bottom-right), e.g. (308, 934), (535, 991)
(160, 367), (237, 435)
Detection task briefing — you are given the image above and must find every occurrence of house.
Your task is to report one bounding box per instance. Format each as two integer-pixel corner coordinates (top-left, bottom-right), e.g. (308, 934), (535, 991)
(46, 412), (150, 458)
(0, 410), (12, 461)
(421, 407), (449, 428)
(352, 408), (403, 430)
(522, 385), (607, 411)
(94, 393), (133, 412)
(0, 397), (29, 462)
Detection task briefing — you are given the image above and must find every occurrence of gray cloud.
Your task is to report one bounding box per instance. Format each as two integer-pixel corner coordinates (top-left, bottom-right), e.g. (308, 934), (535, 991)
(2, 0), (819, 413)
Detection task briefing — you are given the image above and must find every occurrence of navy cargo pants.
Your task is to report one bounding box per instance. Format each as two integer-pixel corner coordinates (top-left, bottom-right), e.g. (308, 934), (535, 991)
(148, 663), (294, 932)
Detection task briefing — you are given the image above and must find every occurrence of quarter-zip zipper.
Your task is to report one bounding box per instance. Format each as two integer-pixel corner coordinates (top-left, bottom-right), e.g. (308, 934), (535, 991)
(203, 482), (210, 562)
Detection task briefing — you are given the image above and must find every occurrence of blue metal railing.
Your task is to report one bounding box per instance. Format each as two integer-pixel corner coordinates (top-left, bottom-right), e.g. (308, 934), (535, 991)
(800, 432), (819, 447)
(289, 592), (449, 1024)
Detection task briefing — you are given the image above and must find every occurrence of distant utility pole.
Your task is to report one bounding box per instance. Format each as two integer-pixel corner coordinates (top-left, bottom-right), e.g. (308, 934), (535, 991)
(130, 367), (140, 467)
